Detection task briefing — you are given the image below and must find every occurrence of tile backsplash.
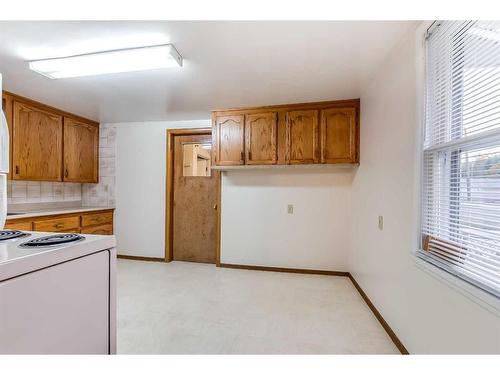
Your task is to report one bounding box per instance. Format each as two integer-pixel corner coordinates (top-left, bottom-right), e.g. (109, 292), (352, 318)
(7, 181), (82, 204)
(7, 123), (117, 208)
(82, 123), (116, 207)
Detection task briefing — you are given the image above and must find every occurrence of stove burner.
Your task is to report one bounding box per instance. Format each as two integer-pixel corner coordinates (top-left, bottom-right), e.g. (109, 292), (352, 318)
(0, 230), (31, 241)
(19, 233), (85, 248)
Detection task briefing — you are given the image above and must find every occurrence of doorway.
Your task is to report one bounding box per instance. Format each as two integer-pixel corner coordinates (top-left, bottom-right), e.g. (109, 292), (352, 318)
(165, 128), (219, 264)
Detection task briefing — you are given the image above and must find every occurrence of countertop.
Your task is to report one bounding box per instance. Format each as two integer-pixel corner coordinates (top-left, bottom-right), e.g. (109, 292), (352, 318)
(6, 206), (115, 220)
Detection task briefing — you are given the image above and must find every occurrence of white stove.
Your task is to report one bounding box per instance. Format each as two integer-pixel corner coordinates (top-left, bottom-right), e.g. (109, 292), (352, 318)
(0, 230), (117, 354)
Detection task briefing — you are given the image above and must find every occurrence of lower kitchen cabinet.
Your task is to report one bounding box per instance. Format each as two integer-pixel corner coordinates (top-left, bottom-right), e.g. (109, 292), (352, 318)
(81, 224), (113, 235)
(5, 209), (114, 235)
(5, 221), (32, 231)
(33, 216), (80, 232)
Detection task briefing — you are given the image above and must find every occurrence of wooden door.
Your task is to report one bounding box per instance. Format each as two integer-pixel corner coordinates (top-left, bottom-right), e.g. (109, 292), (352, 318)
(63, 117), (99, 183)
(172, 133), (216, 263)
(12, 101), (63, 181)
(286, 110), (319, 164)
(320, 107), (357, 163)
(214, 115), (245, 165)
(245, 112), (277, 165)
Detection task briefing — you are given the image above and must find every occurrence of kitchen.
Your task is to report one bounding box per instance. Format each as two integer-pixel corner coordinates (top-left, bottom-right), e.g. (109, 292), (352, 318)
(0, 6), (499, 370)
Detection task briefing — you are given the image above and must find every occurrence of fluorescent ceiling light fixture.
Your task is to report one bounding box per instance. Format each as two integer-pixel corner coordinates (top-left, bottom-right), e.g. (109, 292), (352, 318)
(29, 44), (183, 79)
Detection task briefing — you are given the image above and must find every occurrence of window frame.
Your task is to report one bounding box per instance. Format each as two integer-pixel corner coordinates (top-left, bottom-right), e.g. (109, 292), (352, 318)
(416, 21), (500, 304)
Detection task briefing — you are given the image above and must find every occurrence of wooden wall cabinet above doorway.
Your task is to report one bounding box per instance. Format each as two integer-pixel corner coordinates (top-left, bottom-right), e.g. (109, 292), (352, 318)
(211, 99), (360, 167)
(2, 91), (99, 183)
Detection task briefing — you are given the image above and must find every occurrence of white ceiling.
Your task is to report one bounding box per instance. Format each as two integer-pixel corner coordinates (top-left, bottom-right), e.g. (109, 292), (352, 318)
(0, 21), (414, 123)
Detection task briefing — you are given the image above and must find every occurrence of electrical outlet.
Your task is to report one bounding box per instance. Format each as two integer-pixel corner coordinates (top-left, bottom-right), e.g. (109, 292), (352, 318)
(287, 204), (294, 214)
(378, 215), (384, 230)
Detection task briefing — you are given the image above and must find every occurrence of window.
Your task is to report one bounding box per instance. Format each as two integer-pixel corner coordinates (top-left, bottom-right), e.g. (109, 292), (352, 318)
(421, 21), (500, 297)
(182, 143), (212, 177)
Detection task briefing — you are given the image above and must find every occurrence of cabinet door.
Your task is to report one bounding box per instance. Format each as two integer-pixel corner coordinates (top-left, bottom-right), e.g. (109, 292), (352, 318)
(245, 112), (277, 165)
(320, 107), (357, 163)
(63, 117), (99, 183)
(286, 110), (319, 164)
(12, 101), (63, 181)
(5, 220), (32, 231)
(214, 115), (245, 165)
(81, 223), (113, 235)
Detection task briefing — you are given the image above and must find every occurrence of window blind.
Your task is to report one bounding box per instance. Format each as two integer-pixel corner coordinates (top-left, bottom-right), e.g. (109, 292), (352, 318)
(421, 20), (500, 297)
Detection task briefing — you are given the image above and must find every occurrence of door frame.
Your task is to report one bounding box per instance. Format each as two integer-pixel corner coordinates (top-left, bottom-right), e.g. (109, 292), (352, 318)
(165, 128), (221, 265)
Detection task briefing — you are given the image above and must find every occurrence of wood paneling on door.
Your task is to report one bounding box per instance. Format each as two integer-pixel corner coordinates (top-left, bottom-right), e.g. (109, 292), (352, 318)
(286, 110), (319, 164)
(320, 107), (357, 163)
(245, 112), (277, 165)
(173, 134), (216, 263)
(214, 115), (245, 165)
(12, 101), (63, 181)
(63, 117), (99, 183)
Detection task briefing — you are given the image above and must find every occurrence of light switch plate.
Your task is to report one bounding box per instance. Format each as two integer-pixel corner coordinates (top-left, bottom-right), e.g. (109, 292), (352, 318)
(287, 204), (294, 214)
(378, 215), (384, 230)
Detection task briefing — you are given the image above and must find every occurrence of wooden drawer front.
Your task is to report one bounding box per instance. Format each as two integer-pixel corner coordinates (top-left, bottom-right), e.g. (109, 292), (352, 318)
(33, 216), (80, 232)
(81, 212), (113, 227)
(5, 221), (32, 231)
(81, 224), (113, 235)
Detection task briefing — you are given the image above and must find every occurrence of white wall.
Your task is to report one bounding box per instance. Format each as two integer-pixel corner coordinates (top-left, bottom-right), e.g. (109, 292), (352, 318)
(350, 24), (500, 354)
(221, 168), (353, 270)
(114, 120), (210, 258)
(113, 116), (354, 271)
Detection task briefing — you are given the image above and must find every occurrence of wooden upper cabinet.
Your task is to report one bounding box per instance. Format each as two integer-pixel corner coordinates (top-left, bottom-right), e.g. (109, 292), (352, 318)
(245, 112), (278, 165)
(285, 110), (319, 164)
(63, 117), (99, 183)
(212, 99), (359, 167)
(320, 107), (357, 163)
(214, 115), (245, 165)
(12, 101), (63, 181)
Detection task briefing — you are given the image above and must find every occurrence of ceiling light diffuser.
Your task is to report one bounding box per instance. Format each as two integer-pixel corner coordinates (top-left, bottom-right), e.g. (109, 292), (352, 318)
(29, 44), (183, 79)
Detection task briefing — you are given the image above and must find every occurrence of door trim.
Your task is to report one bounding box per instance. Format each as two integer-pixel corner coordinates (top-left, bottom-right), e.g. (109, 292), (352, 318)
(165, 128), (221, 265)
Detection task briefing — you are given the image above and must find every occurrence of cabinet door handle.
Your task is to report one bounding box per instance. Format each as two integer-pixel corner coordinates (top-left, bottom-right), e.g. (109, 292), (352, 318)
(15, 165), (19, 174)
(55, 223), (63, 229)
(65, 169), (69, 178)
(240, 151), (244, 162)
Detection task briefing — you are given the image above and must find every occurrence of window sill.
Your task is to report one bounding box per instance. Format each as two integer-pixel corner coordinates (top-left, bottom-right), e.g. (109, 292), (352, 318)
(412, 253), (500, 316)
